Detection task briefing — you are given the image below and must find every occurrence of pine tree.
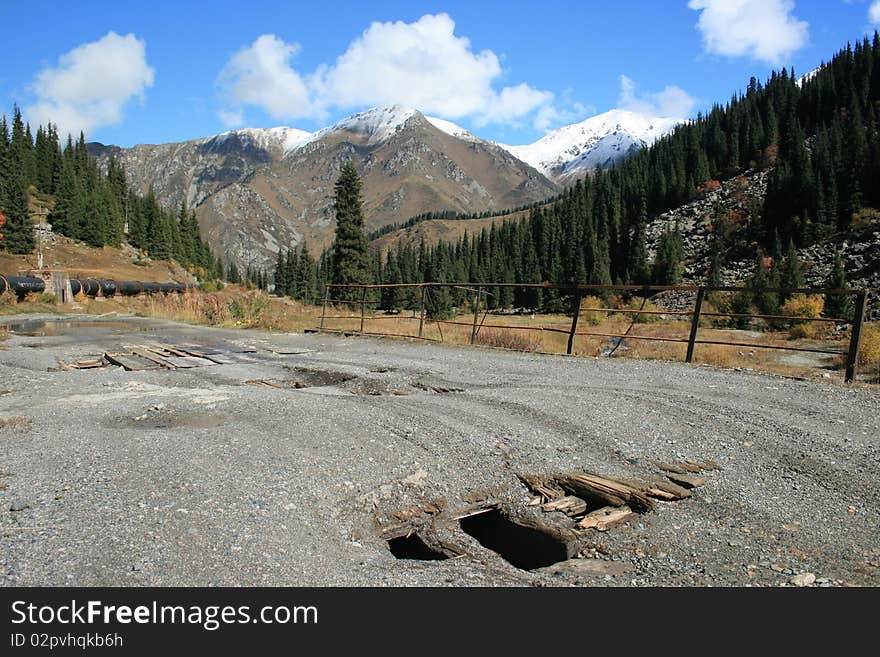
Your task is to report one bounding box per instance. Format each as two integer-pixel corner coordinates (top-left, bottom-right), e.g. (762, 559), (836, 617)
(331, 162), (373, 302)
(778, 240), (805, 301)
(823, 250), (853, 319)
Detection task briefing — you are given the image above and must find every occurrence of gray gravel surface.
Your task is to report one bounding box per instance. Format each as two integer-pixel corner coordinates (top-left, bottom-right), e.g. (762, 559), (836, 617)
(1, 313), (878, 587)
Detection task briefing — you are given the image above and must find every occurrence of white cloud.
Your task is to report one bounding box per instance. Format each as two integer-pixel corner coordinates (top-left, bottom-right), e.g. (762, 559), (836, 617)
(25, 32), (154, 139)
(688, 0), (809, 64)
(217, 34), (315, 121)
(870, 1), (880, 26)
(218, 14), (564, 129)
(618, 75), (696, 118)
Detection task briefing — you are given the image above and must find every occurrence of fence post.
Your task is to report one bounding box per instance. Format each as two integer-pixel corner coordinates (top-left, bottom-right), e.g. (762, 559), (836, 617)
(567, 289), (583, 355)
(845, 291), (868, 383)
(471, 286), (482, 344)
(320, 284), (329, 329)
(418, 285), (426, 338)
(686, 288), (706, 363)
(359, 286), (367, 334)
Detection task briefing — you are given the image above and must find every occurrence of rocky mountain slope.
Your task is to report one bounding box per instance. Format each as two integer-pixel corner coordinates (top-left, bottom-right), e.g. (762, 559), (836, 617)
(90, 105), (683, 271)
(91, 106), (561, 271)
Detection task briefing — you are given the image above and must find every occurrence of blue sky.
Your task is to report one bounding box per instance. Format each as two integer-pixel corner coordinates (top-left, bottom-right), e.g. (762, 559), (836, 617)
(2, 0), (879, 147)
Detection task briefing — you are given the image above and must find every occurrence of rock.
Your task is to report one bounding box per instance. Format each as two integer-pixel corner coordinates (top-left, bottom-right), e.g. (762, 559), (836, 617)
(790, 572), (816, 587)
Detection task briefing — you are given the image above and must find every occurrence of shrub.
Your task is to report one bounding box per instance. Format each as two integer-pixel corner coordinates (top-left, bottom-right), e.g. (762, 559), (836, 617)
(474, 328), (541, 352)
(579, 295), (606, 326)
(781, 294), (824, 339)
(623, 297), (664, 323)
(858, 323), (880, 374)
(0, 291), (17, 306)
(228, 291), (269, 326)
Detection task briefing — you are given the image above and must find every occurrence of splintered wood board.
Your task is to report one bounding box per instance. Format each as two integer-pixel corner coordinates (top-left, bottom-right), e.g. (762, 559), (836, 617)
(578, 505), (635, 531)
(105, 353), (161, 371)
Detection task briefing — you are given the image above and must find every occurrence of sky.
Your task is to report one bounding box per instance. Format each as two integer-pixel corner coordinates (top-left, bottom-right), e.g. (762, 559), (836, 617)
(2, 0), (879, 147)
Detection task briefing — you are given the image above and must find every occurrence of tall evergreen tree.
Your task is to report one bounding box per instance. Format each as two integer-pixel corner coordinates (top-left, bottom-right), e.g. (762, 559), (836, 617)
(331, 162), (373, 302)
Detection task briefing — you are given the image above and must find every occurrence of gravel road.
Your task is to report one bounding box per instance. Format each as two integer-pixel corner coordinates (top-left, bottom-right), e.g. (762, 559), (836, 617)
(1, 313), (878, 587)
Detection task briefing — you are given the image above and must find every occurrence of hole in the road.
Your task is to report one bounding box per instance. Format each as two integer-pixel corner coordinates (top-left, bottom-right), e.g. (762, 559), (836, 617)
(459, 509), (568, 571)
(287, 367), (357, 388)
(387, 533), (449, 561)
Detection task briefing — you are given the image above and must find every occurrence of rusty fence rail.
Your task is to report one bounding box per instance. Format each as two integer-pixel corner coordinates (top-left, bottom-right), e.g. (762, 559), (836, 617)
(317, 282), (871, 383)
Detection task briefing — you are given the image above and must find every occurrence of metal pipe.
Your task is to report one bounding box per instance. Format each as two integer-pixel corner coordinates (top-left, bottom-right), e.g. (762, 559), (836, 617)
(0, 275), (46, 298)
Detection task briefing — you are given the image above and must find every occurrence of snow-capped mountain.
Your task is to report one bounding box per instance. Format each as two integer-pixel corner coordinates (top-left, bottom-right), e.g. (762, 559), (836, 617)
(212, 126), (313, 154)
(89, 105), (683, 272)
(307, 105), (418, 146)
(90, 104), (558, 272)
(501, 109), (683, 182)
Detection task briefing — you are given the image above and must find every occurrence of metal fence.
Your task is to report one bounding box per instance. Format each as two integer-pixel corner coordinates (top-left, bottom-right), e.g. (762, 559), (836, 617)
(316, 282), (871, 383)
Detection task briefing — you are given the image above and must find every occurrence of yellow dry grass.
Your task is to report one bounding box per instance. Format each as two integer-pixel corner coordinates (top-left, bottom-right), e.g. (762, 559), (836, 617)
(1, 281), (871, 383)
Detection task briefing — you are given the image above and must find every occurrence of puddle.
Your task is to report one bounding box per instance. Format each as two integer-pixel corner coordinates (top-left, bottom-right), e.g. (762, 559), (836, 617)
(459, 509), (570, 571)
(387, 534), (449, 561)
(0, 319), (148, 337)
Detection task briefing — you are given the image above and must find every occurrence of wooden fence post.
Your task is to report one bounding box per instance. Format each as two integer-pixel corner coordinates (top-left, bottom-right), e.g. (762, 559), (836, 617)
(567, 290), (583, 355)
(418, 286), (426, 338)
(320, 284), (329, 329)
(686, 288), (706, 363)
(845, 291), (868, 383)
(471, 286), (482, 344)
(359, 286), (367, 334)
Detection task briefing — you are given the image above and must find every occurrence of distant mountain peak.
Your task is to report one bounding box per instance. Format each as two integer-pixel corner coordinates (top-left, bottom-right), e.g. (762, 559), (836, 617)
(211, 126), (314, 153)
(500, 108), (683, 181)
(311, 105), (422, 146)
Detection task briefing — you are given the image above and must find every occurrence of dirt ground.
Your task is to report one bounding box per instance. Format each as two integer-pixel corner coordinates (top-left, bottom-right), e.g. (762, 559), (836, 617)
(0, 313), (878, 587)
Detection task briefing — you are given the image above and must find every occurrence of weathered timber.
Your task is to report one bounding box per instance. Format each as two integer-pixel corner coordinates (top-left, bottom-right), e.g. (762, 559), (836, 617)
(518, 474), (565, 501)
(542, 495), (588, 517)
(647, 479), (692, 499)
(555, 473), (655, 513)
(578, 505), (635, 531)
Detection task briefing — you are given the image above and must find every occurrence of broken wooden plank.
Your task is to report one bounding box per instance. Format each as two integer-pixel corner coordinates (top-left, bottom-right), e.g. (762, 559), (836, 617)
(450, 502), (499, 521)
(653, 461), (689, 475)
(518, 473), (565, 501)
(54, 357), (73, 371)
(542, 495), (588, 516)
(577, 505), (635, 531)
(154, 342), (226, 365)
(129, 347), (176, 369)
(666, 473), (711, 489)
(647, 479), (692, 500)
(556, 473), (655, 513)
(104, 353), (161, 371)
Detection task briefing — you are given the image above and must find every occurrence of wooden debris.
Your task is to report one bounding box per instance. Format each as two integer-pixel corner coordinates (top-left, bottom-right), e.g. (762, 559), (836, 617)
(129, 347), (176, 369)
(72, 358), (105, 369)
(518, 473), (565, 502)
(555, 473), (655, 513)
(526, 496), (543, 506)
(654, 459), (722, 474)
(578, 505), (635, 531)
(104, 353), (161, 371)
(451, 501), (499, 521)
(542, 495), (588, 517)
(666, 473), (711, 489)
(646, 478), (692, 500)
